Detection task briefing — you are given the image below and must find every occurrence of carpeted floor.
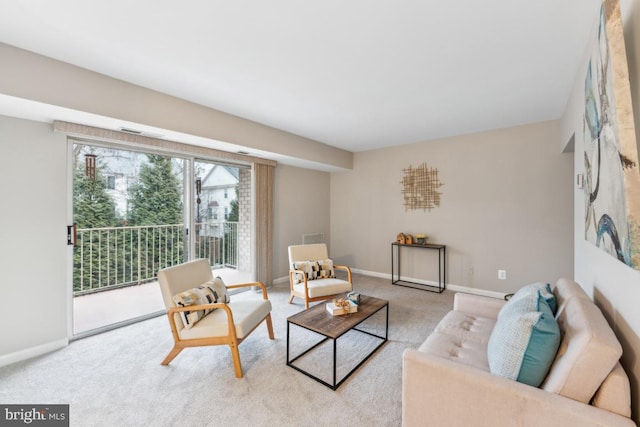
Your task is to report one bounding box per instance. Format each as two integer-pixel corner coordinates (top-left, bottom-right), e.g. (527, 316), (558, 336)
(0, 274), (454, 427)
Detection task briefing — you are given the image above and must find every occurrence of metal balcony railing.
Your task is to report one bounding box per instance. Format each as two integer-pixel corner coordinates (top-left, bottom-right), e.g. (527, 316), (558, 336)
(74, 222), (238, 296)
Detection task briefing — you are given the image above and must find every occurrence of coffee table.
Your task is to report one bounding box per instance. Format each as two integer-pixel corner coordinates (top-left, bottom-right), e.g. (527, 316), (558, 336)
(286, 294), (389, 390)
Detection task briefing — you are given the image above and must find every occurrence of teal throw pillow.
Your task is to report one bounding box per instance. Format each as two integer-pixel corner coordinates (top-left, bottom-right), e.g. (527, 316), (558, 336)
(487, 290), (561, 387)
(509, 282), (557, 315)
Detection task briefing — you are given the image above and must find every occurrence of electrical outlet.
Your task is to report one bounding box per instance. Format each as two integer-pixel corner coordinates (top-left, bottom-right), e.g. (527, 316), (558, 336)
(498, 270), (506, 280)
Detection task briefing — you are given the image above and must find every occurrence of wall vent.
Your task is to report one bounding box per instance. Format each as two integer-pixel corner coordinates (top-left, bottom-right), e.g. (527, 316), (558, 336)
(119, 127), (165, 139)
(119, 127), (143, 135)
(302, 233), (325, 244)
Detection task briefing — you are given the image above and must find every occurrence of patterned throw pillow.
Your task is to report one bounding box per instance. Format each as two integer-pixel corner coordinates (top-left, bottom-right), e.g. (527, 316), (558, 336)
(292, 259), (336, 283)
(172, 277), (230, 329)
(316, 259), (335, 279)
(292, 260), (313, 284)
(509, 282), (557, 315)
(487, 289), (561, 387)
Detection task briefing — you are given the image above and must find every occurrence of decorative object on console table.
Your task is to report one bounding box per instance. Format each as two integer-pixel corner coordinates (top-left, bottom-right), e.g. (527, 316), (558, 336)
(397, 232), (406, 244)
(405, 234), (414, 245)
(415, 233), (427, 244)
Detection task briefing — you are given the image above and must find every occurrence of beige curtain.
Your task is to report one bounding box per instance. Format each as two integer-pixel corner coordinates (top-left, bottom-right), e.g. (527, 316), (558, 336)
(254, 163), (275, 286)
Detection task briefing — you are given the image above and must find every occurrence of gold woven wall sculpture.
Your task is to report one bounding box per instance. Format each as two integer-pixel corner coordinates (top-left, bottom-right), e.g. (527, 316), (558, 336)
(401, 162), (443, 211)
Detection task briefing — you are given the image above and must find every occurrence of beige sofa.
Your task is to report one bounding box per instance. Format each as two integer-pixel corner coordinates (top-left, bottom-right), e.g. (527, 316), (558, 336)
(402, 278), (635, 427)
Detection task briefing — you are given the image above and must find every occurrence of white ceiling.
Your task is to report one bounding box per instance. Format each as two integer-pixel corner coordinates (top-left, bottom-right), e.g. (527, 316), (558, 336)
(0, 0), (600, 153)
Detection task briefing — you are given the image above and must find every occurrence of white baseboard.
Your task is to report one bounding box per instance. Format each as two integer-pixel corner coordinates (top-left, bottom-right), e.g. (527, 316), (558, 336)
(352, 268), (505, 298)
(279, 268), (506, 299)
(445, 284), (505, 299)
(0, 338), (68, 368)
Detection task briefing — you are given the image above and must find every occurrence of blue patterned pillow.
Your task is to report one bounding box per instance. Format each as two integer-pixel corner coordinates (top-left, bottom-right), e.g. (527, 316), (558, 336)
(487, 290), (561, 387)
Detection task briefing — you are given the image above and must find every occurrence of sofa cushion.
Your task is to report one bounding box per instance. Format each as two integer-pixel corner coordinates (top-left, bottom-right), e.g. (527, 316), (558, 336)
(487, 290), (561, 387)
(552, 278), (590, 312)
(418, 331), (490, 371)
(172, 277), (230, 329)
(591, 362), (632, 417)
(434, 311), (496, 345)
(541, 296), (623, 403)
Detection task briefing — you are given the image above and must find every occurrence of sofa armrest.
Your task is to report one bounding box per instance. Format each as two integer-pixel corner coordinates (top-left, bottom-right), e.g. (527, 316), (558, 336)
(453, 293), (505, 320)
(402, 349), (635, 427)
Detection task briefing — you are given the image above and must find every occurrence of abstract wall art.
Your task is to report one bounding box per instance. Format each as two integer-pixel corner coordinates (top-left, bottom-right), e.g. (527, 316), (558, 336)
(400, 162), (443, 212)
(583, 0), (640, 269)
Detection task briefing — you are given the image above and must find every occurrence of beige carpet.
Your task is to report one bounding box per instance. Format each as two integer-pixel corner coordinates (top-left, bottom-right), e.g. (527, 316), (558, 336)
(0, 274), (454, 427)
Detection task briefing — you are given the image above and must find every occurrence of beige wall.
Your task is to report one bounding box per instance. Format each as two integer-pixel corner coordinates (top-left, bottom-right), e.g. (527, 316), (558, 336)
(273, 165), (330, 279)
(331, 120), (574, 293)
(561, 0), (640, 422)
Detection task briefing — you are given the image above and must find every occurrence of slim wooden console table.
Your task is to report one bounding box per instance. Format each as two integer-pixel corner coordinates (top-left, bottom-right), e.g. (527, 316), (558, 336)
(391, 242), (446, 293)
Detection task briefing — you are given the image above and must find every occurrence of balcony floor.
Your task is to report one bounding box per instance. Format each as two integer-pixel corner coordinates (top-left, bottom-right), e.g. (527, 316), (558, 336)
(73, 268), (252, 335)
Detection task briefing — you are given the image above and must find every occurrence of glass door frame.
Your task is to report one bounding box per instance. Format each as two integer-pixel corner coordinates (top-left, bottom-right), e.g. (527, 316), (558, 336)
(68, 138), (190, 339)
(67, 137), (253, 339)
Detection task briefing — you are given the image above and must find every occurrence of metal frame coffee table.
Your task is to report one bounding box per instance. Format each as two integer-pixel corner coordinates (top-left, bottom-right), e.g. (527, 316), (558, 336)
(286, 294), (389, 390)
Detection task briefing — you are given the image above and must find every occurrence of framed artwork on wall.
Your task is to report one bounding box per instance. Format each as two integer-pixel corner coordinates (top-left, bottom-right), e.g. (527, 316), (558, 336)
(400, 162), (443, 212)
(583, 0), (640, 269)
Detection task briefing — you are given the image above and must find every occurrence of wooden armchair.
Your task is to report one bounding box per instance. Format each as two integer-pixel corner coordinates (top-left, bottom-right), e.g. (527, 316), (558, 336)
(157, 259), (274, 378)
(288, 243), (353, 309)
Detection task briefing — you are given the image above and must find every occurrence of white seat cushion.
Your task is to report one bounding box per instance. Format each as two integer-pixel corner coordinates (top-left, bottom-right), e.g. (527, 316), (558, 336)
(293, 278), (352, 298)
(178, 299), (272, 340)
(434, 311), (496, 345)
(419, 311), (496, 372)
(419, 331), (490, 371)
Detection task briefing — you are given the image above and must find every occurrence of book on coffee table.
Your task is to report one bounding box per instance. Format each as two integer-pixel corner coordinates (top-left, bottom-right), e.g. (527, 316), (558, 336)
(326, 300), (358, 315)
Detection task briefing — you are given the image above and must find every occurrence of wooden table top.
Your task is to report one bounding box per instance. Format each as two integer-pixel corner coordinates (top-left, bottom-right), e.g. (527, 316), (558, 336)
(287, 294), (388, 339)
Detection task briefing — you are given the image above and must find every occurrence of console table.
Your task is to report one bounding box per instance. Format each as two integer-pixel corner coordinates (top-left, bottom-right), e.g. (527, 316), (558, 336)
(391, 242), (446, 293)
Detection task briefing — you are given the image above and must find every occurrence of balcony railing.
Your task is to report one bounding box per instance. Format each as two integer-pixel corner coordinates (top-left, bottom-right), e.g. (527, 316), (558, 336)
(74, 222), (238, 296)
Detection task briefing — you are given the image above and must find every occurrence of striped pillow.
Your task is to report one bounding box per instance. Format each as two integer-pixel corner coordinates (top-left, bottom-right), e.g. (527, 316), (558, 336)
(172, 277), (230, 329)
(292, 259), (336, 283)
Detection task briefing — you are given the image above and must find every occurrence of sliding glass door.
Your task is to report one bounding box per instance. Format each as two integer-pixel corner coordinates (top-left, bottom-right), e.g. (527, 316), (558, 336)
(71, 143), (186, 335)
(70, 142), (254, 336)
